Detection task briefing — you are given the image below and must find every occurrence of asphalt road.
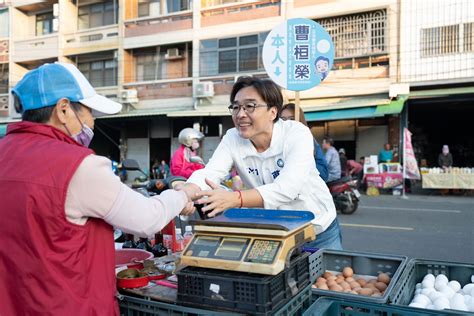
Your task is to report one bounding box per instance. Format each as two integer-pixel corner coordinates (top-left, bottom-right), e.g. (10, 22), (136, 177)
(339, 194), (474, 263)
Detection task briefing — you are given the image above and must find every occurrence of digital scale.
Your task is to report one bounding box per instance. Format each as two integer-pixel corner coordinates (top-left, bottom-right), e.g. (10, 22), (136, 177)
(180, 208), (316, 275)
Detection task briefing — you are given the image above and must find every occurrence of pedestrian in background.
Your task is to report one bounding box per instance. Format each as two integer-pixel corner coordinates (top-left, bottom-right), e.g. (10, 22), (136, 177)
(322, 136), (341, 182)
(438, 144), (453, 170)
(338, 148), (348, 177)
(379, 143), (394, 162)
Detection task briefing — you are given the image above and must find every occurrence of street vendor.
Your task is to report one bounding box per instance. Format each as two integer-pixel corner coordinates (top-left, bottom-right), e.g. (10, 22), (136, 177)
(0, 63), (195, 315)
(179, 76), (342, 250)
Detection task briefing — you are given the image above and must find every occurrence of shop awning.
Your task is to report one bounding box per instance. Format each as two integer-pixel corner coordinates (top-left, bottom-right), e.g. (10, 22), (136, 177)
(374, 95), (408, 115)
(305, 106), (380, 122)
(298, 94), (390, 112)
(0, 124), (8, 137)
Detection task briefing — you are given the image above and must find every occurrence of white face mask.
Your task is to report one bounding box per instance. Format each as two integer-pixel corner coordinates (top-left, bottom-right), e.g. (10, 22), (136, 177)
(191, 140), (200, 150)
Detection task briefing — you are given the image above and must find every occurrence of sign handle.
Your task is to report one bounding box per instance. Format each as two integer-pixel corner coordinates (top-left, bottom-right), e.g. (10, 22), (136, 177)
(295, 91), (300, 122)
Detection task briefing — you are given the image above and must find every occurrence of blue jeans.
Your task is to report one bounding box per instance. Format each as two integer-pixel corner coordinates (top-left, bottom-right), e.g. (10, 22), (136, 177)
(305, 218), (343, 250)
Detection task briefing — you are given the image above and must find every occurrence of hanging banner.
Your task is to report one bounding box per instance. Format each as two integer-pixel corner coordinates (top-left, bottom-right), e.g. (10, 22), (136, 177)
(404, 128), (421, 180)
(262, 18), (334, 91)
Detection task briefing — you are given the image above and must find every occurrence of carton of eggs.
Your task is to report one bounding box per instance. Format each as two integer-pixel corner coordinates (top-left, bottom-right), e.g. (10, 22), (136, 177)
(409, 273), (474, 312)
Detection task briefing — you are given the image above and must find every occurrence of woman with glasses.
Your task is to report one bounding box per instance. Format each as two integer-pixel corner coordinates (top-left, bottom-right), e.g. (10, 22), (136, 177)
(180, 76), (342, 250)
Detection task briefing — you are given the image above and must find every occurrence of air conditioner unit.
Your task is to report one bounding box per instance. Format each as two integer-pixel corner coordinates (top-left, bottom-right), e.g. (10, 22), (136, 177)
(194, 81), (214, 98)
(165, 48), (182, 60)
(120, 89), (139, 104)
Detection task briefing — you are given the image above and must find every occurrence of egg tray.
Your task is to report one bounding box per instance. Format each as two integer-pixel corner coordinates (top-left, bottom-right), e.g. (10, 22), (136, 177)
(309, 249), (408, 304)
(389, 258), (474, 314)
(303, 297), (462, 316)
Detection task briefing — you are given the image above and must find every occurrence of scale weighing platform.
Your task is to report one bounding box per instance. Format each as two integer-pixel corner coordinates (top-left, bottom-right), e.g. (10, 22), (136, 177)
(180, 208), (316, 275)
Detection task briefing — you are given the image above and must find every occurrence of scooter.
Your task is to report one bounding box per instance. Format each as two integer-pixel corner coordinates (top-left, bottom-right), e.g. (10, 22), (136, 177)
(327, 176), (360, 215)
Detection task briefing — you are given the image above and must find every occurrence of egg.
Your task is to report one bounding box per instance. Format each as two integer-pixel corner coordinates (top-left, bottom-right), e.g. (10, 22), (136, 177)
(358, 288), (374, 296)
(408, 302), (426, 308)
(414, 288), (422, 295)
(448, 280), (461, 293)
(377, 273), (391, 285)
(375, 282), (388, 292)
(420, 287), (434, 296)
(428, 290), (443, 302)
(356, 279), (367, 287)
(422, 279), (434, 289)
(434, 281), (446, 291)
(435, 274), (449, 285)
(329, 284), (343, 292)
(342, 267), (354, 278)
(433, 297), (450, 310)
(439, 285), (455, 299)
(327, 280), (338, 287)
(345, 277), (355, 283)
(463, 283), (474, 295)
(423, 274), (435, 283)
(340, 281), (351, 290)
(349, 281), (360, 289)
(371, 293), (382, 297)
(317, 283), (329, 290)
(464, 295), (472, 306)
(413, 294), (431, 306)
(471, 275), (474, 283)
(415, 283), (422, 289)
(335, 277), (345, 284)
(450, 293), (465, 306)
(316, 277), (327, 284)
(323, 271), (333, 279)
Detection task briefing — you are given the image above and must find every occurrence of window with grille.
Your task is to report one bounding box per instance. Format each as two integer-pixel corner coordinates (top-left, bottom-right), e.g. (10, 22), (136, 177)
(464, 22), (473, 52)
(200, 32), (268, 76)
(78, 0), (117, 30)
(316, 10), (387, 59)
(0, 64), (7, 94)
(421, 25), (460, 57)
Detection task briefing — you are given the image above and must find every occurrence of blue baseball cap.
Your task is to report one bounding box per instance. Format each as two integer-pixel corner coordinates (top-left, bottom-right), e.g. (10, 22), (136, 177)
(12, 62), (122, 116)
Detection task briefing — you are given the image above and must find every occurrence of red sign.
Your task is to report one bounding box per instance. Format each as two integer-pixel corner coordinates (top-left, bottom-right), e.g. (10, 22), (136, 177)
(366, 173), (403, 189)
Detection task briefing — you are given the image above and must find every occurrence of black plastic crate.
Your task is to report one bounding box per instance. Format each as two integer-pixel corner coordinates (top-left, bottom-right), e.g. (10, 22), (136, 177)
(303, 297), (464, 316)
(177, 252), (310, 315)
(309, 249), (407, 304)
(390, 258), (474, 314)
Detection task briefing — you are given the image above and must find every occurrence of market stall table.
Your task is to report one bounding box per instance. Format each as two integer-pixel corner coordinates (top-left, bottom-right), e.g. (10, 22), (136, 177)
(365, 172), (403, 189)
(422, 173), (474, 189)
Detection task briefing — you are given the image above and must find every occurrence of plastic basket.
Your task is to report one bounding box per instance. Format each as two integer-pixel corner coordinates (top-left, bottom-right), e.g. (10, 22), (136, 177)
(309, 249), (407, 304)
(177, 252), (310, 315)
(118, 285), (312, 316)
(390, 258), (474, 314)
(303, 297), (463, 316)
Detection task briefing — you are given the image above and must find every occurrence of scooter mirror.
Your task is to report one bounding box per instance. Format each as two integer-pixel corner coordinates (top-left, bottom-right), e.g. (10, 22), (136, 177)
(121, 159), (141, 171)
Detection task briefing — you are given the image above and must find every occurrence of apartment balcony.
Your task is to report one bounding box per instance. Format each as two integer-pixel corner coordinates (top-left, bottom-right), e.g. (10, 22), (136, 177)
(124, 12), (193, 49)
(123, 78), (193, 111)
(63, 25), (119, 56)
(0, 94), (8, 117)
(12, 34), (58, 63)
(13, 0), (55, 12)
(0, 40), (8, 63)
(95, 86), (119, 102)
(201, 0), (280, 27)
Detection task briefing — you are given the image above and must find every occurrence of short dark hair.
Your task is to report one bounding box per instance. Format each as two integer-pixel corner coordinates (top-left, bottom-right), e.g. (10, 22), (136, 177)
(22, 101), (83, 123)
(281, 103), (308, 126)
(323, 136), (334, 146)
(230, 76), (282, 123)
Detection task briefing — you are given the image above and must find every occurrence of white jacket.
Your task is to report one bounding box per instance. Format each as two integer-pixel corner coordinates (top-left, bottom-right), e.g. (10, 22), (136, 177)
(187, 119), (337, 233)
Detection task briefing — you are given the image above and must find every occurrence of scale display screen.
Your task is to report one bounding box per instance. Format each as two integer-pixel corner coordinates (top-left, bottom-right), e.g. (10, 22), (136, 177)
(215, 238), (247, 259)
(186, 236), (250, 261)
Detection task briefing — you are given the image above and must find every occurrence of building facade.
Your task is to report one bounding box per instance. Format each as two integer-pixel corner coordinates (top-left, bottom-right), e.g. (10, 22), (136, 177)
(0, 0), (414, 173)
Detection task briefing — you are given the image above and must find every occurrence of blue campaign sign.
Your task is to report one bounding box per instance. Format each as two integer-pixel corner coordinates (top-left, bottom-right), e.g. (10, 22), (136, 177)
(262, 18), (334, 91)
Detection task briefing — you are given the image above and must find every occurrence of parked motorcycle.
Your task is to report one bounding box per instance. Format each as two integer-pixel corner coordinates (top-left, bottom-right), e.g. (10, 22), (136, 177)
(327, 176), (360, 214)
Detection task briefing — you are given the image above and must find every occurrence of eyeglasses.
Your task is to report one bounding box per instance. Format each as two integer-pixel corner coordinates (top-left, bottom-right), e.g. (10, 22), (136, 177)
(228, 102), (268, 115)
